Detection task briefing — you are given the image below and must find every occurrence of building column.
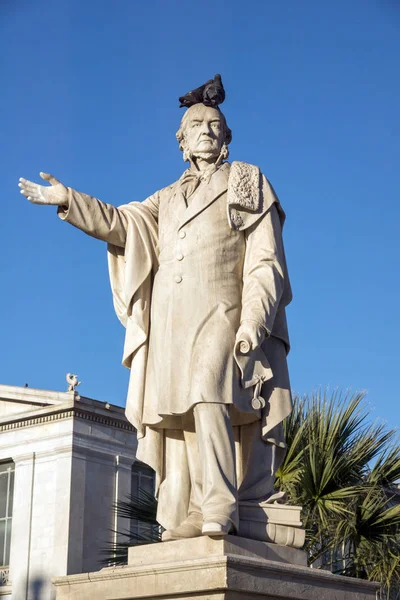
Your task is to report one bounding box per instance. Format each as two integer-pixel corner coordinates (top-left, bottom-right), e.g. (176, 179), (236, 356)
(8, 453), (35, 600)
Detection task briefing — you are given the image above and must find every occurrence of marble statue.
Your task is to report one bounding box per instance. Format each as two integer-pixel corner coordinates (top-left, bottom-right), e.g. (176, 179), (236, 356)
(19, 75), (294, 543)
(66, 373), (81, 392)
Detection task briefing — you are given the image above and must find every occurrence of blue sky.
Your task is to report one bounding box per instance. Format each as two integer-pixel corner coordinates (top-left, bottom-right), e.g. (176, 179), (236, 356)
(1, 0), (399, 427)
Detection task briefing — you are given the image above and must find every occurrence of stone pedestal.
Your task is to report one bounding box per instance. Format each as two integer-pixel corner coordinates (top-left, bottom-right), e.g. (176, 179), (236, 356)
(53, 536), (379, 600)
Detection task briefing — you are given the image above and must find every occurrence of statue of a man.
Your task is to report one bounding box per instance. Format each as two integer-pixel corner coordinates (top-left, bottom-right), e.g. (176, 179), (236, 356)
(19, 76), (292, 541)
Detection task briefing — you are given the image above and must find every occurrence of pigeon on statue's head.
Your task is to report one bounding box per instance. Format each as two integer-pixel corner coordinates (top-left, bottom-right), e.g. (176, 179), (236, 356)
(202, 74), (225, 107)
(179, 74), (225, 108)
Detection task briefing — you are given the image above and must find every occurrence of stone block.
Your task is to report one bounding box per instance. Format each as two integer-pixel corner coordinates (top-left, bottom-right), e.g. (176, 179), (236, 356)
(128, 535), (307, 567)
(238, 502), (305, 548)
(53, 536), (379, 600)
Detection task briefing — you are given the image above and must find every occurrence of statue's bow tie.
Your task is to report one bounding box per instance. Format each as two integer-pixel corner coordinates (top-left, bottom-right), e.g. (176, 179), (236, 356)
(180, 164), (218, 201)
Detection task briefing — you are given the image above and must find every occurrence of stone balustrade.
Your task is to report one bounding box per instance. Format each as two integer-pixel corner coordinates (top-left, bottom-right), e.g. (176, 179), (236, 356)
(0, 567), (9, 586)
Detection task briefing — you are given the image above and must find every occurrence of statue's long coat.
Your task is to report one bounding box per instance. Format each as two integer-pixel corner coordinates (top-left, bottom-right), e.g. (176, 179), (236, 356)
(59, 161), (292, 529)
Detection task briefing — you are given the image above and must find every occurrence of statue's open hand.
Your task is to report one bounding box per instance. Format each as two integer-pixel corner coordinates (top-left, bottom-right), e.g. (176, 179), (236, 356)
(18, 173), (68, 206)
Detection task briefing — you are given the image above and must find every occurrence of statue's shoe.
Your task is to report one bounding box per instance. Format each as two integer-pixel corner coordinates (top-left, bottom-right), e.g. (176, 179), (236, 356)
(162, 514), (203, 541)
(202, 518), (233, 537)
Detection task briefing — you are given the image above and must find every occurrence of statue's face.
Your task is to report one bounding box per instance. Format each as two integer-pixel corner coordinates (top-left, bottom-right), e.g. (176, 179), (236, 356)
(182, 104), (224, 161)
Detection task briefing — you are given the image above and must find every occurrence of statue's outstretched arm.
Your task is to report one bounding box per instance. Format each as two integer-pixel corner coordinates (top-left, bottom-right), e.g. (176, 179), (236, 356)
(19, 173), (128, 247)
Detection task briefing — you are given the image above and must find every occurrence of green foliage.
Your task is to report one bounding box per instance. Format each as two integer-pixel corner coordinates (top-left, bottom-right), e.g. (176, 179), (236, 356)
(102, 489), (161, 566)
(276, 389), (400, 599)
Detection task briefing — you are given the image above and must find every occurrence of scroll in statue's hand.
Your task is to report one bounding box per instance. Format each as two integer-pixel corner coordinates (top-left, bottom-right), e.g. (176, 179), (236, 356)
(234, 322), (271, 410)
(18, 172), (68, 207)
(235, 321), (265, 353)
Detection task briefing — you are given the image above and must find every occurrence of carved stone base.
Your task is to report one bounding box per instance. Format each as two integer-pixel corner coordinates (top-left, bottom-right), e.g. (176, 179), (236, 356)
(53, 536), (379, 600)
(238, 502), (305, 548)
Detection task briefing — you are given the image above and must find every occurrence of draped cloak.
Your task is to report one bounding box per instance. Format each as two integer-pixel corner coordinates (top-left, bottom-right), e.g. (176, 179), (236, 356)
(106, 162), (293, 529)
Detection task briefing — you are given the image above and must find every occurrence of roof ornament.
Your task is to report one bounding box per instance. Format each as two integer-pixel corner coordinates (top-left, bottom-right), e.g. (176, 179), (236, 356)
(66, 373), (81, 393)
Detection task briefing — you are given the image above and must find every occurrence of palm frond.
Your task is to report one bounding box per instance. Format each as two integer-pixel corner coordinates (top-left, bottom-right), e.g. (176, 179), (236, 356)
(115, 489), (158, 523)
(101, 490), (161, 565)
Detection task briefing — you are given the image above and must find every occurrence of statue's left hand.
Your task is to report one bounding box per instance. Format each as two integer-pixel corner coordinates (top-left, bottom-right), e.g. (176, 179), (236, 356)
(235, 321), (266, 353)
(18, 172), (68, 206)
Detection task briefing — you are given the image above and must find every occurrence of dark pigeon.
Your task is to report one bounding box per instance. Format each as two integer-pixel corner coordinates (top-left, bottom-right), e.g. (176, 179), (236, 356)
(179, 74), (225, 108)
(203, 74), (225, 107)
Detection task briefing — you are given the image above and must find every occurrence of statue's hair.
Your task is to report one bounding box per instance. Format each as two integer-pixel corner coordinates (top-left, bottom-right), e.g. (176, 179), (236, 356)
(176, 104), (232, 162)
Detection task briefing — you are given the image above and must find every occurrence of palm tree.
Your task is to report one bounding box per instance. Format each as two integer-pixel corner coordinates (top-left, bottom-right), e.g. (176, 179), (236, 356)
(276, 389), (400, 599)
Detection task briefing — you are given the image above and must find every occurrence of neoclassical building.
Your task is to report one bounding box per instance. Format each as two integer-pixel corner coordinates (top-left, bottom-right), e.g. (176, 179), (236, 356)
(0, 383), (146, 600)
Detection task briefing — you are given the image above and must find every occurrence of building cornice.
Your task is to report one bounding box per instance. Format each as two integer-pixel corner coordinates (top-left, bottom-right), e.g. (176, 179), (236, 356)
(75, 407), (135, 431)
(0, 403), (135, 434)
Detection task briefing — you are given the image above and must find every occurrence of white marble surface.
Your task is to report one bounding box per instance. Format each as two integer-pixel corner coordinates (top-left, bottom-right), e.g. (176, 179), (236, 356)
(128, 535), (307, 567)
(53, 536), (380, 600)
